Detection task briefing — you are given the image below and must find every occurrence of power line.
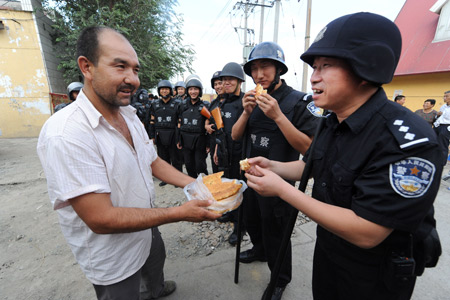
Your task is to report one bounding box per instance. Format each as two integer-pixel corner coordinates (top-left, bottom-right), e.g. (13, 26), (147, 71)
(196, 0), (234, 43)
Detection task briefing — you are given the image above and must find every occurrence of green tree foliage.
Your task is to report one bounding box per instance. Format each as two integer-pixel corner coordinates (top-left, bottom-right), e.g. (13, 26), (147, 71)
(42, 0), (194, 89)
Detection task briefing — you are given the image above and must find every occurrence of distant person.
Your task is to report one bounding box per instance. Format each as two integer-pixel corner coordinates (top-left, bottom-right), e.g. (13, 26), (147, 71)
(415, 99), (438, 126)
(394, 94), (406, 106)
(215, 62), (247, 246)
(245, 13), (442, 300)
(177, 78), (209, 177)
(174, 81), (187, 101)
(150, 80), (183, 186)
(130, 88), (151, 133)
(434, 90), (450, 169)
(37, 26), (219, 300)
(172, 81), (187, 171)
(206, 71), (225, 174)
(54, 82), (83, 112)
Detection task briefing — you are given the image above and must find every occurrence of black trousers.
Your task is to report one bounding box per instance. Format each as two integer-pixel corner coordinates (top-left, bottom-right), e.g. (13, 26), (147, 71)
(434, 124), (450, 165)
(93, 228), (166, 300)
(243, 188), (293, 288)
(312, 236), (416, 300)
(156, 139), (182, 172)
(182, 146), (207, 178)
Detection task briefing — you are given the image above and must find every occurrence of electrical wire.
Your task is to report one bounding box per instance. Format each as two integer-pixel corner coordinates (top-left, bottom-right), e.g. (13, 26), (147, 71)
(196, 0), (233, 43)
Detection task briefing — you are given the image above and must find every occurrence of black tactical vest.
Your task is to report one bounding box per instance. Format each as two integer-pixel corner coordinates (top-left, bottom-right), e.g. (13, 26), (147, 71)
(248, 89), (305, 162)
(221, 93), (244, 155)
(179, 99), (207, 134)
(152, 98), (178, 129)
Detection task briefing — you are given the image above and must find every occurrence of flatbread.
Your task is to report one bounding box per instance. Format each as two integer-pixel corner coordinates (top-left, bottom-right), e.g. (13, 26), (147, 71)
(203, 171), (224, 186)
(202, 172), (242, 201)
(209, 180), (243, 201)
(255, 83), (267, 97)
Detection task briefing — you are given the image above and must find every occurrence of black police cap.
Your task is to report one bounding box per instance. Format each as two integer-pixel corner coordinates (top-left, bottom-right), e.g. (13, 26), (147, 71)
(301, 12), (402, 85)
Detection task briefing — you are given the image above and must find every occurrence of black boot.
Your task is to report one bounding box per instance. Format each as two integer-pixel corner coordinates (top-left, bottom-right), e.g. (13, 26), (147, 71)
(261, 285), (286, 300)
(228, 224), (245, 246)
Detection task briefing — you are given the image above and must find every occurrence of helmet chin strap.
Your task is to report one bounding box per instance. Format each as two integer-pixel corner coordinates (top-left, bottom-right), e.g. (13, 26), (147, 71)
(267, 69), (281, 94)
(162, 94), (171, 100)
(229, 80), (242, 96)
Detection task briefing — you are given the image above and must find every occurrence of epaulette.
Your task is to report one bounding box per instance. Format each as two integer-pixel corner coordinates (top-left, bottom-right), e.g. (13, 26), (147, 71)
(302, 93), (313, 102)
(387, 113), (435, 150)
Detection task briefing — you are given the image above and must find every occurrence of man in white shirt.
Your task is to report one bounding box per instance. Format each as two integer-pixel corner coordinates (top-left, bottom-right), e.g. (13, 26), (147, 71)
(434, 90), (450, 175)
(37, 26), (219, 300)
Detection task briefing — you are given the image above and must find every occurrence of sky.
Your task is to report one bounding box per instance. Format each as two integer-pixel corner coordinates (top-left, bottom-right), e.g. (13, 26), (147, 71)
(172, 0), (408, 94)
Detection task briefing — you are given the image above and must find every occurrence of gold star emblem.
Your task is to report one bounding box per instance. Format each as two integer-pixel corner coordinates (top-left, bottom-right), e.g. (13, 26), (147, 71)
(410, 166), (420, 176)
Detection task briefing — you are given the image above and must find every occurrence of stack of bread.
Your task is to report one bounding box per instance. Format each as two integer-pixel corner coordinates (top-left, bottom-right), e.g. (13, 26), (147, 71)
(202, 171), (242, 201)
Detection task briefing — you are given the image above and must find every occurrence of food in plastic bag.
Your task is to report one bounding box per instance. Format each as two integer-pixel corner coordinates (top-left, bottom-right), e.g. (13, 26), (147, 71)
(183, 172), (247, 214)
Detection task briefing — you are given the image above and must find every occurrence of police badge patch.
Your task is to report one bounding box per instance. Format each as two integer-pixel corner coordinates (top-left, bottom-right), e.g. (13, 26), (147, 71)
(390, 157), (435, 198)
(307, 101), (322, 117)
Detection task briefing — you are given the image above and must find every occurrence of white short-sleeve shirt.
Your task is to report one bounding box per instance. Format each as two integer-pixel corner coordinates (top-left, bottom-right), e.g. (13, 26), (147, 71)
(37, 90), (157, 285)
(434, 104), (450, 126)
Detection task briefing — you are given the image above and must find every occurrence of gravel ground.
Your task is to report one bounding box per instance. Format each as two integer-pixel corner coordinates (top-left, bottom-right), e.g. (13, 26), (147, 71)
(154, 174), (312, 260)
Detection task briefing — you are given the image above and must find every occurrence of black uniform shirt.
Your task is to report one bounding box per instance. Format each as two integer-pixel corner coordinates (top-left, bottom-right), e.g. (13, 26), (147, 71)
(305, 89), (443, 248)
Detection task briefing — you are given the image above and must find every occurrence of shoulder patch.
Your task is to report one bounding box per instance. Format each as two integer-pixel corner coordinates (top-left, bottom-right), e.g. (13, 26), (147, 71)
(389, 157), (436, 198)
(388, 119), (430, 149)
(301, 93), (322, 117)
(306, 101), (322, 117)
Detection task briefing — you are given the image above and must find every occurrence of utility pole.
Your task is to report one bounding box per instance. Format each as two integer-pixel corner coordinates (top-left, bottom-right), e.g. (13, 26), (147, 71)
(259, 0), (265, 43)
(273, 0), (281, 43)
(234, 1), (273, 90)
(301, 0), (312, 92)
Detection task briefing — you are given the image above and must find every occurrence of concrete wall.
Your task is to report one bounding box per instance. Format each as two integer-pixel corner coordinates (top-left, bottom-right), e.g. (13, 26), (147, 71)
(0, 9), (52, 138)
(31, 0), (66, 94)
(384, 72), (450, 112)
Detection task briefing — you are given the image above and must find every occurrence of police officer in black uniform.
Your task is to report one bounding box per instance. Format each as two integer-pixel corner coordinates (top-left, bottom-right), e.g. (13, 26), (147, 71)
(55, 82), (84, 112)
(130, 88), (151, 133)
(177, 78), (209, 177)
(206, 71), (225, 174)
(211, 63), (248, 245)
(245, 13), (443, 300)
(172, 81), (187, 169)
(174, 81), (187, 101)
(232, 41), (319, 300)
(149, 80), (182, 186)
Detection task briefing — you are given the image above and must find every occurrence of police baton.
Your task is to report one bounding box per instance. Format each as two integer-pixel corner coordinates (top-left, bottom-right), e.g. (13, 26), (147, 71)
(205, 106), (243, 283)
(235, 126), (248, 284)
(262, 113), (327, 300)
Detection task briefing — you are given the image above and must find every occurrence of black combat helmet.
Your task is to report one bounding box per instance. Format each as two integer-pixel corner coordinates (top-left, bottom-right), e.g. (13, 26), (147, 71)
(157, 80), (173, 98)
(220, 62), (245, 82)
(136, 88), (149, 104)
(186, 78), (203, 98)
(174, 81), (186, 90)
(300, 12), (402, 85)
(243, 41), (288, 76)
(67, 82), (84, 101)
(210, 71), (221, 89)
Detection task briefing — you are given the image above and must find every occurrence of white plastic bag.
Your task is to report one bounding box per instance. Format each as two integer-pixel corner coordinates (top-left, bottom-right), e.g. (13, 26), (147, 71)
(183, 173), (247, 214)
